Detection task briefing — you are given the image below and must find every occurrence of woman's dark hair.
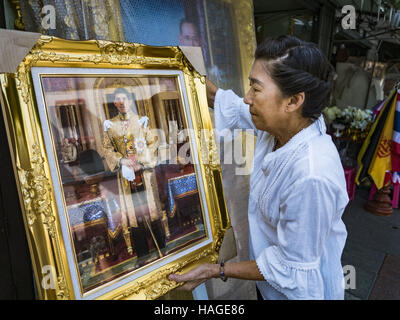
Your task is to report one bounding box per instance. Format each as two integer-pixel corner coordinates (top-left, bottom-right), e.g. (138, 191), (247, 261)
(254, 35), (334, 119)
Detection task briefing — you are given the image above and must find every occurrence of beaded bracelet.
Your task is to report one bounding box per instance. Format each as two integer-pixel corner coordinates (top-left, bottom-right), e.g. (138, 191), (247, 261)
(219, 261), (228, 282)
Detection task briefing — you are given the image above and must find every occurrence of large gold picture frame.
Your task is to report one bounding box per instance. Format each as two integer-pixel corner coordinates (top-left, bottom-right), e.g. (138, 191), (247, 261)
(0, 36), (229, 300)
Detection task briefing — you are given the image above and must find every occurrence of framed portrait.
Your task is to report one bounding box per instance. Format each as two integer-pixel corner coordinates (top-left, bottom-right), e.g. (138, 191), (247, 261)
(0, 36), (229, 299)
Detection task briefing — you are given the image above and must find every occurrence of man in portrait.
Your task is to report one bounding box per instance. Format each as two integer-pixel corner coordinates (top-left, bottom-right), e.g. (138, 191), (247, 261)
(102, 87), (166, 266)
(178, 18), (225, 85)
(179, 19), (201, 47)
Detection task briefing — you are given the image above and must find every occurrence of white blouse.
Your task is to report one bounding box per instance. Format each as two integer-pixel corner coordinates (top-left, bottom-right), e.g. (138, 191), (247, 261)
(214, 89), (349, 300)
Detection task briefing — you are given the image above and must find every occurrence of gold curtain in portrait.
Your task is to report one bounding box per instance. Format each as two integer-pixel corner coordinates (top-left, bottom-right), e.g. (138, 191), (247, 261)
(19, 0), (124, 41)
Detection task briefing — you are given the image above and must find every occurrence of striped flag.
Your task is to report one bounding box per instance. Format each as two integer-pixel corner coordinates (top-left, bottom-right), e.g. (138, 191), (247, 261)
(391, 91), (400, 171)
(356, 90), (396, 185)
(368, 91), (398, 189)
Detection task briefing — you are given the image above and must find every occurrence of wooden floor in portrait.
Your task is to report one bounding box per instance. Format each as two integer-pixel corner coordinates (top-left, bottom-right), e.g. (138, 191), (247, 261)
(80, 221), (206, 294)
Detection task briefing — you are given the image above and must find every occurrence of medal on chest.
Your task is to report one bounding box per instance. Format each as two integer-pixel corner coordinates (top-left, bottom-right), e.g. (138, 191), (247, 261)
(134, 136), (146, 154)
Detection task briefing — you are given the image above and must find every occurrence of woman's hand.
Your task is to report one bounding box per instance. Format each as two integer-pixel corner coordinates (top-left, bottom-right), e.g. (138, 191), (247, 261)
(168, 261), (263, 291)
(206, 79), (218, 109)
(168, 263), (219, 291)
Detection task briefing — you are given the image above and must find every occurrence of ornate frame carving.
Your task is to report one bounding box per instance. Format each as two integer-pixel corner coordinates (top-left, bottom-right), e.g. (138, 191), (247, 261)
(0, 36), (229, 300)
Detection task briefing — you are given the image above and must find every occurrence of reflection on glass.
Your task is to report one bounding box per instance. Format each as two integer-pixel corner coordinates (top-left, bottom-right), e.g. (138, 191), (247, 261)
(120, 0), (244, 95)
(40, 75), (206, 293)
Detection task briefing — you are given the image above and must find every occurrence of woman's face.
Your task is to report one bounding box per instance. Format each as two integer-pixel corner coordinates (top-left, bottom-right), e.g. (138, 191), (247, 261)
(244, 59), (288, 133)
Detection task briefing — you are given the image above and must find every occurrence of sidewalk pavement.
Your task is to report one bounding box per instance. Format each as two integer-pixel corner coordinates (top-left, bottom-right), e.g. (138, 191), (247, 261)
(341, 186), (400, 300)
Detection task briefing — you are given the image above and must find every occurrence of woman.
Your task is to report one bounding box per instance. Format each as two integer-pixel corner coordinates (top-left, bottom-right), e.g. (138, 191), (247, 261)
(168, 35), (349, 300)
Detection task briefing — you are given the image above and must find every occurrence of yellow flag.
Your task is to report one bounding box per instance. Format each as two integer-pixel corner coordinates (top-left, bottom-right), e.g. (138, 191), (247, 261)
(356, 90), (396, 185)
(368, 92), (398, 189)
